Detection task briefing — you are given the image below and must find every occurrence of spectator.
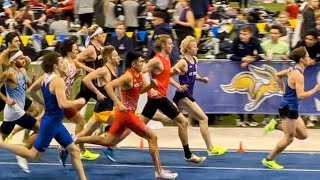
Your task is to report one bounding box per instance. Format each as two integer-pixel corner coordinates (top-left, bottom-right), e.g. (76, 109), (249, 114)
(123, 0), (139, 32)
(57, 0), (75, 22)
(107, 22), (134, 61)
(94, 0), (105, 28)
(190, 0), (210, 28)
(153, 0), (173, 11)
(147, 10), (180, 65)
(230, 26), (263, 127)
(261, 25), (290, 61)
(285, 0), (299, 19)
(301, 0), (319, 37)
(173, 0), (195, 45)
(74, 0), (94, 27)
(309, 12), (320, 35)
(293, 30), (320, 64)
(103, 0), (117, 32)
(274, 11), (292, 44)
(230, 26), (264, 64)
(239, 0), (248, 9)
(137, 0), (147, 31)
(49, 14), (69, 34)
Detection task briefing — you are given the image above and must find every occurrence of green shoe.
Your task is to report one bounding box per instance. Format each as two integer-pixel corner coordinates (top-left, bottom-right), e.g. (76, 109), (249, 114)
(263, 118), (278, 135)
(81, 150), (100, 160)
(208, 146), (228, 156)
(4, 133), (13, 143)
(261, 158), (284, 170)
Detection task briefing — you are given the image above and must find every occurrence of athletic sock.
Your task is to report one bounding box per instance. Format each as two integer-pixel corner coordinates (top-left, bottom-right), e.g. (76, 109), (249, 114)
(183, 144), (192, 159)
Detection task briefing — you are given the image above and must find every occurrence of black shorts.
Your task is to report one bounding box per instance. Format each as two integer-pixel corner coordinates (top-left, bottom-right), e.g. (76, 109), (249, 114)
(173, 92), (195, 105)
(0, 85), (6, 111)
(75, 81), (97, 103)
(0, 113), (37, 135)
(141, 97), (180, 120)
(0, 85), (33, 111)
(279, 105), (299, 120)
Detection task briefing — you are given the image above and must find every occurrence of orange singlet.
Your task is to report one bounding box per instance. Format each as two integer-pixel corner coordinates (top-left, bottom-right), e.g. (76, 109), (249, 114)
(148, 54), (171, 98)
(108, 68), (150, 136)
(121, 68), (143, 111)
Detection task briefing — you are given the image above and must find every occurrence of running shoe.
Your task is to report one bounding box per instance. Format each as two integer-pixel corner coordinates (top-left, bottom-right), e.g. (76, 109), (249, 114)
(208, 146), (228, 156)
(16, 155), (30, 173)
(155, 169), (178, 180)
(263, 118), (278, 135)
(59, 147), (69, 167)
(80, 150), (100, 160)
(185, 154), (206, 163)
(261, 158), (284, 170)
(103, 148), (116, 162)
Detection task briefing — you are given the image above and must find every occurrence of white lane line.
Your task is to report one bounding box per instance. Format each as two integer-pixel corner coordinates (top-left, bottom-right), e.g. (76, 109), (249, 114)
(0, 162), (319, 172)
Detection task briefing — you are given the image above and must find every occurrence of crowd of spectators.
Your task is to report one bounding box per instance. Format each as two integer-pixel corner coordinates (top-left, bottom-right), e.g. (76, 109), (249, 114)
(1, 0), (320, 127)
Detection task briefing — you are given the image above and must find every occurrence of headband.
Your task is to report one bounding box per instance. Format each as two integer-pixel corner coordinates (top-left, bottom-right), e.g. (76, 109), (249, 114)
(85, 27), (103, 47)
(9, 51), (23, 63)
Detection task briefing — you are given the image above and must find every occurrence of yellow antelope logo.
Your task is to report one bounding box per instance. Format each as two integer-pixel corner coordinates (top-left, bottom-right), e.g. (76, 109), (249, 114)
(221, 64), (282, 111)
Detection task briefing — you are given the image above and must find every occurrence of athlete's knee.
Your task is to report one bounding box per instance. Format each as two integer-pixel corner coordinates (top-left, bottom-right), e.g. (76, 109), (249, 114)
(199, 115), (209, 124)
(28, 148), (41, 160)
(67, 143), (81, 155)
(28, 105), (39, 117)
(148, 131), (158, 143)
(175, 114), (188, 128)
(297, 132), (308, 140)
(284, 134), (295, 144)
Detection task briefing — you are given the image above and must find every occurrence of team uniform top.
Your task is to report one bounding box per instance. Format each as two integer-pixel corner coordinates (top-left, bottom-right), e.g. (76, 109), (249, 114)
(64, 58), (77, 98)
(94, 66), (117, 113)
(85, 44), (104, 75)
(177, 57), (197, 96)
(4, 68), (27, 122)
(148, 54), (171, 98)
(42, 74), (64, 117)
(121, 68), (143, 111)
(279, 66), (301, 111)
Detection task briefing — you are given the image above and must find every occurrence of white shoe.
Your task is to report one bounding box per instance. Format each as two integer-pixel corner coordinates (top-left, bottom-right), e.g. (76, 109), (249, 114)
(306, 120), (315, 128)
(261, 118), (271, 125)
(16, 155), (30, 173)
(248, 121), (259, 127)
(236, 119), (246, 127)
(155, 169), (178, 180)
(185, 154), (206, 163)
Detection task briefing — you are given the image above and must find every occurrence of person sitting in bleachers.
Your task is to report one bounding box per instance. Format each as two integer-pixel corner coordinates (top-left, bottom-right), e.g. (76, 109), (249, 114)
(293, 30), (320, 65)
(107, 21), (134, 60)
(261, 25), (290, 61)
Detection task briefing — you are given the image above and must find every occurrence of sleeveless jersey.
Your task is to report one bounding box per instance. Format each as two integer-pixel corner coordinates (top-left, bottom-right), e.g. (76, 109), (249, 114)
(148, 54), (171, 98)
(64, 57), (77, 98)
(279, 66), (301, 111)
(121, 68), (143, 111)
(177, 57), (197, 96)
(85, 44), (104, 73)
(94, 66), (117, 112)
(41, 74), (64, 118)
(4, 68), (27, 122)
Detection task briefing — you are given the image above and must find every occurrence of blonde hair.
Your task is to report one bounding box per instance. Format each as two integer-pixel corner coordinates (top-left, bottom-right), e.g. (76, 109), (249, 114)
(88, 24), (100, 38)
(154, 34), (171, 53)
(180, 36), (196, 55)
(115, 21), (127, 29)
